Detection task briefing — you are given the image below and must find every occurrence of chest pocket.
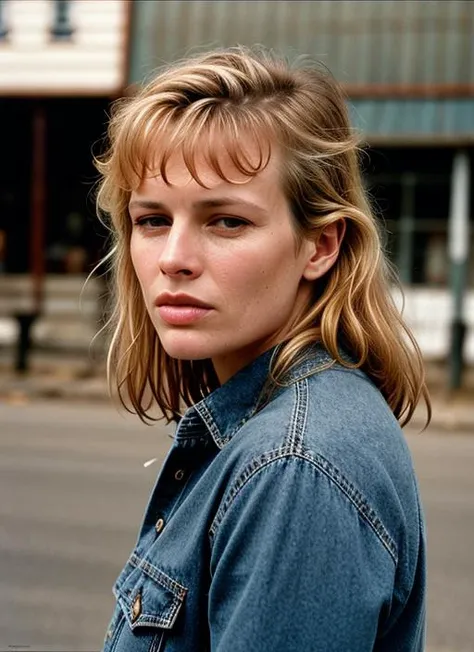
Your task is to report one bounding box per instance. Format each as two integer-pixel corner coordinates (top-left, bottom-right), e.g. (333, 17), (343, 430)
(108, 555), (187, 652)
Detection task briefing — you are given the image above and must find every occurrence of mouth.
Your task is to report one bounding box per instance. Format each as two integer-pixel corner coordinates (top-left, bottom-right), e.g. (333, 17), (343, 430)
(155, 293), (213, 325)
(155, 293), (213, 309)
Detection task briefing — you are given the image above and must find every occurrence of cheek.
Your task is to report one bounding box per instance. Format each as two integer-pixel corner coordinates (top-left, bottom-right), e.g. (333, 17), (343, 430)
(129, 234), (142, 273)
(130, 237), (159, 284)
(220, 246), (294, 305)
(214, 252), (268, 296)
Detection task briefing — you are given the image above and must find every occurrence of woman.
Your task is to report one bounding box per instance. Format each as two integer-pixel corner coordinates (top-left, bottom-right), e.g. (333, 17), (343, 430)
(96, 46), (429, 652)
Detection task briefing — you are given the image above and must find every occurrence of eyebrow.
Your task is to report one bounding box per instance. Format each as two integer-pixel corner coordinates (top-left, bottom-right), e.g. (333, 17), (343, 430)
(128, 197), (267, 214)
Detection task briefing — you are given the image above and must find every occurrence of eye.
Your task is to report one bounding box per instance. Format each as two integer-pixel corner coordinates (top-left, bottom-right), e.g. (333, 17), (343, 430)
(212, 216), (249, 230)
(134, 215), (170, 229)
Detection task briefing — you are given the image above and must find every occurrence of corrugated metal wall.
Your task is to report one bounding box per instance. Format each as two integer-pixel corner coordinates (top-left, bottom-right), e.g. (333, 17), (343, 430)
(130, 0), (474, 87)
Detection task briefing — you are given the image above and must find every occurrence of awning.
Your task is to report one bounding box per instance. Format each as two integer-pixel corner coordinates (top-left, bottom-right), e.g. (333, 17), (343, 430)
(349, 99), (474, 144)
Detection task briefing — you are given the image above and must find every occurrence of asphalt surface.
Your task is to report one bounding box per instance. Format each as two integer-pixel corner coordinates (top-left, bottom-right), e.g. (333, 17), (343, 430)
(0, 400), (473, 652)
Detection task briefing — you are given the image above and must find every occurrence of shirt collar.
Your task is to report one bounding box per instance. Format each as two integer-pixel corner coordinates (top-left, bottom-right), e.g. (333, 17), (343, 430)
(176, 343), (338, 450)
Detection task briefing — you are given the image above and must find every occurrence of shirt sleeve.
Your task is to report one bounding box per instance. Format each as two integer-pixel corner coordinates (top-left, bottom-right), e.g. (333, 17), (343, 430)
(208, 455), (395, 652)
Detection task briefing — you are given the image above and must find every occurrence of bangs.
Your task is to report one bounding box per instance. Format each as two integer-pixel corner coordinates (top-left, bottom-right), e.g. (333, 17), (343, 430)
(110, 101), (276, 190)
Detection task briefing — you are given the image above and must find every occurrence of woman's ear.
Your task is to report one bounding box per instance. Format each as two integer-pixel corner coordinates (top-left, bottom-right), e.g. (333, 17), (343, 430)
(303, 219), (346, 281)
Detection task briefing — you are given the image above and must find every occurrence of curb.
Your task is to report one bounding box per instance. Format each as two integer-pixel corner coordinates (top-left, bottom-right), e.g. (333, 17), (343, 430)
(0, 377), (109, 404)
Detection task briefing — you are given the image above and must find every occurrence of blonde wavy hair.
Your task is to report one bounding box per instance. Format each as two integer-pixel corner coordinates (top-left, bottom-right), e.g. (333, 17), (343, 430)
(95, 46), (430, 426)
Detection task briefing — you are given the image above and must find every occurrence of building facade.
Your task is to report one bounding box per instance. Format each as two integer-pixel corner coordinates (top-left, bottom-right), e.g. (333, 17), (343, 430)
(127, 0), (474, 365)
(1, 0), (472, 370)
(0, 0), (130, 354)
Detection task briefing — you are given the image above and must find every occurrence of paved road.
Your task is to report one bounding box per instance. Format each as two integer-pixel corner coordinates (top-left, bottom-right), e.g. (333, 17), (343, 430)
(0, 401), (472, 652)
(409, 429), (474, 652)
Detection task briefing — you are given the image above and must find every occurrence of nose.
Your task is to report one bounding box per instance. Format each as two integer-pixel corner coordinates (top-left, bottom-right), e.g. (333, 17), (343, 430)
(158, 222), (202, 279)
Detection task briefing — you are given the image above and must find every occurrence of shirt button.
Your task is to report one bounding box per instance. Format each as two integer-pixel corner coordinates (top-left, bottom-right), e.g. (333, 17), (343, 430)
(131, 592), (142, 623)
(155, 518), (165, 534)
(174, 469), (185, 481)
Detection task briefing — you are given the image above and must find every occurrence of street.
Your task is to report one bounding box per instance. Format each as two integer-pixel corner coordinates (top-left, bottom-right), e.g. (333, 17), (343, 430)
(0, 400), (473, 652)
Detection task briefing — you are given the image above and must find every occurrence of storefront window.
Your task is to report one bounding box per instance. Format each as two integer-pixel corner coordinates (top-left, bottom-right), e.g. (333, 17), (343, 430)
(0, 97), (109, 275)
(365, 147), (458, 287)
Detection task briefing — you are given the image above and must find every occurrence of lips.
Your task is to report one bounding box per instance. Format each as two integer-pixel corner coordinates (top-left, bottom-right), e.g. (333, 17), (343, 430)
(155, 292), (213, 309)
(155, 293), (213, 325)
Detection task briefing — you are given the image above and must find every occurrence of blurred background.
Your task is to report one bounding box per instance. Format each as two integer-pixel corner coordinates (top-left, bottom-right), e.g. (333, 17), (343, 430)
(0, 0), (473, 386)
(0, 2), (473, 651)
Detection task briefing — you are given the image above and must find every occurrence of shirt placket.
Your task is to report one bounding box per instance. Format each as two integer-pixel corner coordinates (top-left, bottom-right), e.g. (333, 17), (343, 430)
(135, 410), (212, 554)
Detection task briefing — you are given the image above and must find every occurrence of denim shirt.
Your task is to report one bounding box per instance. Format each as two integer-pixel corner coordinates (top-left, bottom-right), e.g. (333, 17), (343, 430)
(102, 345), (426, 652)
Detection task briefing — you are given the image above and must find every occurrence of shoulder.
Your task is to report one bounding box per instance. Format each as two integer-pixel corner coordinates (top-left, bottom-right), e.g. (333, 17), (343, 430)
(231, 362), (408, 478)
(215, 363), (422, 569)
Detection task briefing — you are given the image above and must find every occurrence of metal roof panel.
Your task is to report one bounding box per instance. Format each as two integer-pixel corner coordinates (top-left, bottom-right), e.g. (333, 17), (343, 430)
(130, 0), (474, 86)
(349, 98), (474, 141)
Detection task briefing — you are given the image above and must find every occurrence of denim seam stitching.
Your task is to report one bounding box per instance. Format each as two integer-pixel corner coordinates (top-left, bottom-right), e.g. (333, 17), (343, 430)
(105, 611), (126, 652)
(196, 397), (261, 448)
(209, 449), (397, 564)
(194, 402), (224, 447)
(287, 383), (299, 452)
(193, 361), (338, 448)
(130, 553), (188, 597)
(284, 358), (337, 385)
(123, 555), (186, 629)
(297, 379), (309, 453)
(306, 452), (398, 562)
(209, 448), (288, 538)
(129, 610), (178, 630)
(285, 378), (308, 453)
(119, 593), (175, 629)
(150, 631), (166, 652)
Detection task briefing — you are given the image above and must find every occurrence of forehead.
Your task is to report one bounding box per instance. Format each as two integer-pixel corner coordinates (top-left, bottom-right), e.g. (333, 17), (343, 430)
(133, 135), (284, 199)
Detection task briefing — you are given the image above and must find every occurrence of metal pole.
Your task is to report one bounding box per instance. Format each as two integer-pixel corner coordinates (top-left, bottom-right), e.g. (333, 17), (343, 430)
(15, 103), (46, 372)
(448, 149), (470, 391)
(31, 103), (46, 313)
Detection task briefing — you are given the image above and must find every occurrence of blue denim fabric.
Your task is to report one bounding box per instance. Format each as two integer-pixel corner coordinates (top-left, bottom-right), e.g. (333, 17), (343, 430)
(102, 345), (426, 652)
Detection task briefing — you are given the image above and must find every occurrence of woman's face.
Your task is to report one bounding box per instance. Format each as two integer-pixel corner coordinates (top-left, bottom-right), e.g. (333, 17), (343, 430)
(129, 140), (317, 383)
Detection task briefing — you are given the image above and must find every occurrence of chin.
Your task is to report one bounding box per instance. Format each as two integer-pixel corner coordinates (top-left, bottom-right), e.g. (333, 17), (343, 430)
(158, 331), (216, 361)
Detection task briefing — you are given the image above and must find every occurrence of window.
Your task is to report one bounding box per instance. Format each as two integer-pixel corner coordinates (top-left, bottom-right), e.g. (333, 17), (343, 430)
(51, 0), (74, 40)
(365, 147), (457, 287)
(0, 0), (9, 40)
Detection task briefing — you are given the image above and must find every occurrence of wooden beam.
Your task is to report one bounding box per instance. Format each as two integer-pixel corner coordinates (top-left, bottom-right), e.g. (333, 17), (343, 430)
(30, 103), (46, 313)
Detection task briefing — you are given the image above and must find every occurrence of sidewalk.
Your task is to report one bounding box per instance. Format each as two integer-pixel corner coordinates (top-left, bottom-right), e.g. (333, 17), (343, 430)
(0, 349), (108, 404)
(0, 351), (472, 433)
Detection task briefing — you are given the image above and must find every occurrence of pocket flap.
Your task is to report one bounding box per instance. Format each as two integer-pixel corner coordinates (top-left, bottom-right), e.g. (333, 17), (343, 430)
(114, 554), (187, 631)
